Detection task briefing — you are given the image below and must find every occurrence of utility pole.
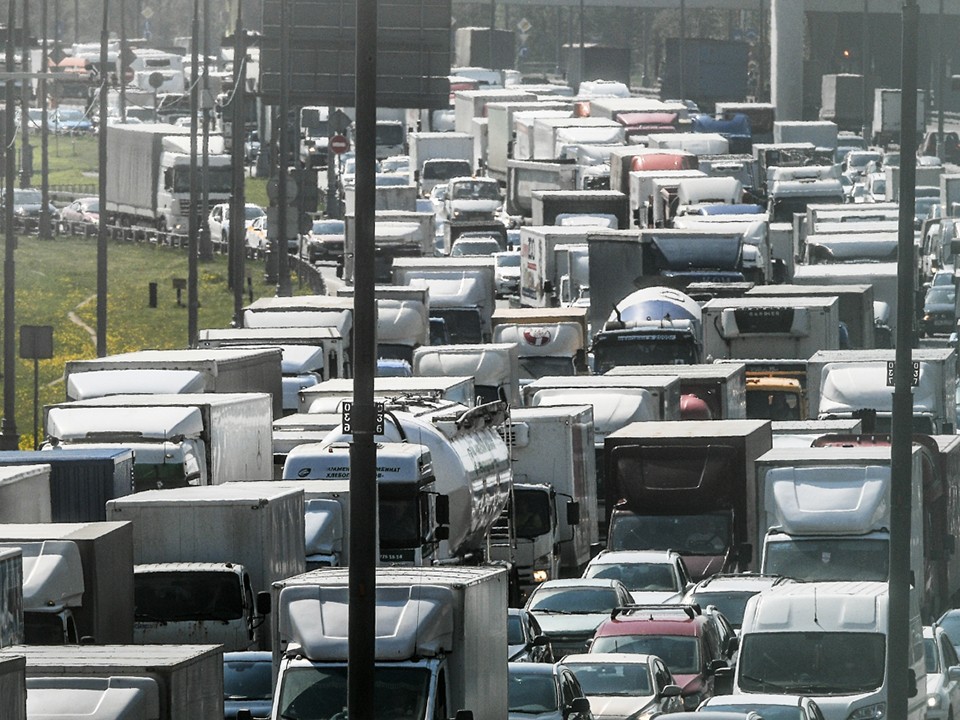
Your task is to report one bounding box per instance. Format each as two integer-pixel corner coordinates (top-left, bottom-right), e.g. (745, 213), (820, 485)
(119, 0), (127, 122)
(96, 0), (109, 357)
(1, 0), (20, 450)
(276, 0), (291, 297)
(188, 0), (200, 346)
(199, 0), (212, 261)
(889, 5), (918, 720)
(40, 0), (51, 239)
(19, 0), (32, 189)
(230, 5), (247, 327)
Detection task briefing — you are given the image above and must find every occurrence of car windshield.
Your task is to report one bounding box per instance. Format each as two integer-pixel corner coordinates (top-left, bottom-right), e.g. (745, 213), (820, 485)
(56, 109), (85, 122)
(277, 666), (430, 720)
(497, 253), (521, 268)
(739, 631), (885, 695)
(763, 537), (888, 582)
(134, 571), (243, 622)
(312, 220), (345, 235)
(562, 662), (653, 696)
(509, 671), (559, 713)
(591, 634), (701, 675)
(528, 587), (621, 614)
(707, 704), (803, 720)
(685, 590), (755, 628)
(584, 563), (678, 592)
(14, 190), (42, 205)
(224, 659), (273, 701)
(925, 287), (955, 305)
(939, 612), (960, 650)
(451, 239), (501, 257)
(608, 513), (731, 556)
(245, 206), (265, 220)
(451, 180), (500, 200)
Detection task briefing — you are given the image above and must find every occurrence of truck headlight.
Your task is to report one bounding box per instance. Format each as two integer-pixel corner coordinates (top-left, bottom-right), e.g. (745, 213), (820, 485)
(532, 570), (550, 583)
(847, 702), (886, 720)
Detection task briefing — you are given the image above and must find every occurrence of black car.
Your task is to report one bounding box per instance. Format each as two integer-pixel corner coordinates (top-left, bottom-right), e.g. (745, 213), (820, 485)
(508, 608), (554, 663)
(922, 285), (956, 336)
(3, 188), (59, 231)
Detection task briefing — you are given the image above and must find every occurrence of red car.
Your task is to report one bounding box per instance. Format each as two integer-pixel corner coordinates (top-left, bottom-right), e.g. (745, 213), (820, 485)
(589, 604), (734, 710)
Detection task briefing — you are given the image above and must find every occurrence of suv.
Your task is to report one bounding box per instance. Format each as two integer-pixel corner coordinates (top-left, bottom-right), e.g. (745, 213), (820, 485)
(681, 573), (793, 634)
(589, 604), (734, 710)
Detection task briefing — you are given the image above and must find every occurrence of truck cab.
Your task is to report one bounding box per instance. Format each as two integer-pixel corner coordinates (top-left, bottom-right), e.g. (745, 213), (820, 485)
(444, 176), (503, 223)
(133, 561), (264, 652)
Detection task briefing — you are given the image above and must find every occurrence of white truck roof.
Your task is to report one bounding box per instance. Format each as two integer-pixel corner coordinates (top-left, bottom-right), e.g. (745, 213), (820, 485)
(741, 580), (887, 633)
(26, 676), (160, 720)
(46, 405), (204, 441)
(413, 344), (519, 389)
(66, 369), (207, 400)
(0, 540), (84, 612)
(492, 322), (584, 357)
(530, 387), (658, 437)
(819, 361), (938, 415)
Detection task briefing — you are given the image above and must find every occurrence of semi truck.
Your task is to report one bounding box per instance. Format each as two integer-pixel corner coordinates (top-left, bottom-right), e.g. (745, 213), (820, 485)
(591, 286), (705, 372)
(270, 567), (507, 720)
(43, 393), (274, 489)
(0, 465), (50, 523)
(64, 347), (284, 419)
(604, 419), (772, 580)
(0, 644), (224, 720)
(283, 400), (512, 569)
(104, 123), (232, 232)
(701, 296), (840, 361)
(0, 522), (134, 645)
(106, 484), (304, 651)
(806, 348), (956, 434)
(392, 257), (497, 344)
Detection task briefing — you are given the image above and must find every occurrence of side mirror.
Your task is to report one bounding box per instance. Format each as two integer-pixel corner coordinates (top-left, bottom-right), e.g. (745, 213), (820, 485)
(566, 501), (581, 526)
(453, 711), (474, 720)
(256, 591), (272, 616)
(726, 635), (740, 656)
(661, 684), (683, 698)
(713, 666), (734, 696)
(948, 666), (960, 681)
(436, 495), (450, 525)
(435, 525), (450, 541)
(589, 542), (604, 559)
(709, 659), (728, 674)
(908, 668), (918, 698)
(736, 543), (753, 564)
(237, 711), (254, 720)
(532, 635), (551, 647)
(568, 697), (591, 717)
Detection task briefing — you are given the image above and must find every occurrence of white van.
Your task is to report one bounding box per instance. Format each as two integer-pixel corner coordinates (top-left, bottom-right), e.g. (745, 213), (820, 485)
(734, 581), (925, 720)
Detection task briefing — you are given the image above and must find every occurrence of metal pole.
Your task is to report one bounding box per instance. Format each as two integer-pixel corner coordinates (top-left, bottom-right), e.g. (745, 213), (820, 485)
(936, 0), (944, 160)
(20, 0), (31, 190)
(187, 0), (199, 346)
(199, 0), (212, 261)
(890, 5), (918, 720)
(96, 0), (108, 358)
(350, 0), (379, 716)
(74, 0), (79, 45)
(276, 0), (291, 297)
(1, 0), (20, 450)
(40, 0), (51, 239)
(861, 0), (869, 141)
(120, 0), (127, 122)
(231, 7), (247, 327)
(679, 0), (686, 103)
(578, 0), (584, 56)
(32, 358), (38, 451)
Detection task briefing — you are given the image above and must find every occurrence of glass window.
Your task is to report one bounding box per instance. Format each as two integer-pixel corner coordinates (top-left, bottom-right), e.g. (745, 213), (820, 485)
(508, 614), (526, 645)
(528, 587), (620, 614)
(763, 538), (888, 582)
(509, 672), (559, 713)
(134, 571), (243, 622)
(926, 637), (940, 674)
(585, 563), (678, 592)
(707, 704), (802, 720)
(609, 513), (731, 556)
(563, 661), (652, 696)
(278, 666), (430, 720)
(591, 634), (700, 675)
(224, 658), (273, 701)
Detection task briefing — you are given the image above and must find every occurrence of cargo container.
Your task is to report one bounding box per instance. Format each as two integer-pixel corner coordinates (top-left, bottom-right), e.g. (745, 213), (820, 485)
(0, 522), (135, 644)
(486, 102), (572, 183)
(0, 644), (224, 720)
(64, 347), (284, 419)
(0, 449), (133, 523)
(413, 343), (520, 405)
(605, 363), (747, 420)
(197, 326), (348, 380)
(0, 655), (25, 720)
(0, 548), (23, 648)
(0, 465), (51, 523)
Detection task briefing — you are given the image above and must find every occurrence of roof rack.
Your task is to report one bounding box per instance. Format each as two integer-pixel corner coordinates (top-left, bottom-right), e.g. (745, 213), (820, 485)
(611, 603), (702, 620)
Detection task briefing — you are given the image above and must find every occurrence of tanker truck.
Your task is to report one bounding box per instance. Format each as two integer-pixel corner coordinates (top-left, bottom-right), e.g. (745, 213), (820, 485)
(591, 286), (704, 373)
(282, 400), (512, 569)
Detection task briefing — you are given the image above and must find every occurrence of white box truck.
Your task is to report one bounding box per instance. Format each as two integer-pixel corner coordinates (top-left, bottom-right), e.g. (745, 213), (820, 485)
(413, 343), (520, 405)
(408, 131), (475, 192)
(197, 326), (347, 380)
(0, 465), (51, 523)
(702, 296), (840, 361)
(107, 484), (305, 651)
(270, 567), (508, 720)
(0, 548), (23, 648)
(605, 362), (747, 420)
(806, 348), (956, 434)
(64, 347), (285, 419)
(0, 644), (224, 720)
(0, 655), (25, 720)
(44, 393), (274, 488)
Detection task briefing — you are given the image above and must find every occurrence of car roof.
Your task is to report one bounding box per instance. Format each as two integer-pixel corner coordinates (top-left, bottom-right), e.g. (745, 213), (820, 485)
(561, 652), (656, 666)
(589, 550), (681, 565)
(594, 605), (707, 637)
(687, 573), (790, 593)
(224, 651), (272, 662)
(535, 578), (627, 590)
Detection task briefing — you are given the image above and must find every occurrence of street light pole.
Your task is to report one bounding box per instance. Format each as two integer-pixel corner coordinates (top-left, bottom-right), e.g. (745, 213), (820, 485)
(1, 0), (19, 450)
(96, 0), (109, 357)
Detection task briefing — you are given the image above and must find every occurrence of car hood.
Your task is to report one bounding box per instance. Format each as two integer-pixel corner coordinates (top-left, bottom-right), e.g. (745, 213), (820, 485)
(535, 612), (609, 637)
(508, 642), (529, 661)
(509, 711), (563, 720)
(586, 694), (656, 720)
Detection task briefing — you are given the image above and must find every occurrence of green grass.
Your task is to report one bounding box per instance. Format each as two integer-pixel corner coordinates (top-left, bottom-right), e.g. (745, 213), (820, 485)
(0, 234), (294, 449)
